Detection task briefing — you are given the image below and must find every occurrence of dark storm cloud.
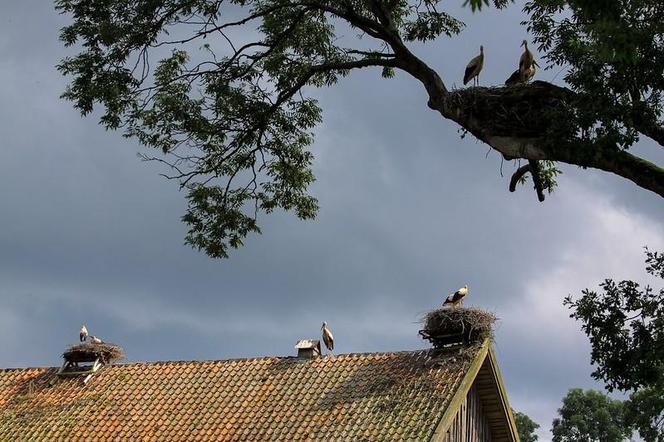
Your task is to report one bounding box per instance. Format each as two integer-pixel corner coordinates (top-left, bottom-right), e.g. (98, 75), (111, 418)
(1, 2), (663, 440)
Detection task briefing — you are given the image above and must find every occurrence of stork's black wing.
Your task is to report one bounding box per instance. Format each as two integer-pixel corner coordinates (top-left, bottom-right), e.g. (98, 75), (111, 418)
(505, 70), (521, 86)
(463, 65), (475, 85)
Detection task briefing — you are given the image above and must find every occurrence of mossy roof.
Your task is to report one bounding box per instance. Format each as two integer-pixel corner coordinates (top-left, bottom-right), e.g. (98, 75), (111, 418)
(0, 342), (503, 441)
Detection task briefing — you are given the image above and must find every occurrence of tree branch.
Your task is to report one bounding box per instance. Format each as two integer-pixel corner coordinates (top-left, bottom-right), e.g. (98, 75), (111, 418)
(508, 162), (546, 201)
(529, 159), (546, 202)
(509, 164), (531, 193)
(632, 109), (664, 148)
(417, 79), (664, 198)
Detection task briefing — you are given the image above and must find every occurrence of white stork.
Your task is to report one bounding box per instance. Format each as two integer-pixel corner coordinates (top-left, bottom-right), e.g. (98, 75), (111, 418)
(443, 284), (469, 308)
(463, 45), (484, 87)
(90, 336), (103, 345)
(523, 60), (539, 83)
(505, 61), (538, 85)
(79, 325), (88, 342)
(519, 40), (535, 82)
(321, 321), (334, 356)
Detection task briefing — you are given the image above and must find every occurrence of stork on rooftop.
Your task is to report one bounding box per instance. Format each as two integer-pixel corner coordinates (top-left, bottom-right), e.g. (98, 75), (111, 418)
(321, 322), (334, 357)
(463, 45), (484, 87)
(443, 285), (469, 308)
(90, 336), (103, 345)
(79, 325), (88, 342)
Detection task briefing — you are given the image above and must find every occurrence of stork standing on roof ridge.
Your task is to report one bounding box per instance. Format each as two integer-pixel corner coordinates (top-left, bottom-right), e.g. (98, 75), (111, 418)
(443, 285), (469, 308)
(80, 325), (88, 342)
(321, 321), (334, 356)
(463, 45), (484, 87)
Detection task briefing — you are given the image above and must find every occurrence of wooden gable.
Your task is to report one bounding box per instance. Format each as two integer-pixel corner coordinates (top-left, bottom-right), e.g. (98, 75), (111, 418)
(432, 342), (520, 442)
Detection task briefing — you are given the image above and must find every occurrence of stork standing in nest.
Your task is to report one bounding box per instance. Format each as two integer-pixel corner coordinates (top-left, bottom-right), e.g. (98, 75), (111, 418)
(90, 336), (103, 345)
(504, 69), (521, 86)
(505, 40), (539, 85)
(79, 325), (88, 342)
(519, 40), (536, 83)
(463, 45), (484, 87)
(443, 285), (469, 308)
(505, 63), (538, 85)
(321, 321), (334, 356)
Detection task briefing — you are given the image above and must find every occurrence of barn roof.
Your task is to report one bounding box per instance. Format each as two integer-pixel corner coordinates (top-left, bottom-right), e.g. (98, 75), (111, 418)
(0, 340), (517, 441)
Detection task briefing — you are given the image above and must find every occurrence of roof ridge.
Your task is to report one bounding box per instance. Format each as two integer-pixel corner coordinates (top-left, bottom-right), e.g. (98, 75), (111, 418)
(0, 348), (436, 371)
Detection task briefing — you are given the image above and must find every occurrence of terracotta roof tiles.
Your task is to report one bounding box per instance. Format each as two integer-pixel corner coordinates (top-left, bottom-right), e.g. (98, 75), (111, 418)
(0, 348), (480, 441)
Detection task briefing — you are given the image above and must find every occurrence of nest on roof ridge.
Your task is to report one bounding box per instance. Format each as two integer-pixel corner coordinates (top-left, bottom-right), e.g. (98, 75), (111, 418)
(63, 342), (125, 364)
(419, 307), (496, 349)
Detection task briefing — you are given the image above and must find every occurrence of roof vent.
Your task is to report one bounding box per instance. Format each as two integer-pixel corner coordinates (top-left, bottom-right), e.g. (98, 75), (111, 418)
(295, 339), (321, 359)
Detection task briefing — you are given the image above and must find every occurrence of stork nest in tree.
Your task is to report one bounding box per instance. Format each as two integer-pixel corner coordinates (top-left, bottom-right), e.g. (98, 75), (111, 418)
(63, 342), (125, 364)
(419, 307), (496, 349)
(444, 81), (576, 139)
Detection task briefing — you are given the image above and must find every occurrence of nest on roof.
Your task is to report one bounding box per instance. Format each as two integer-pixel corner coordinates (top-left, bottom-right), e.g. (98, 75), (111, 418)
(419, 307), (496, 349)
(443, 81), (576, 139)
(63, 342), (125, 364)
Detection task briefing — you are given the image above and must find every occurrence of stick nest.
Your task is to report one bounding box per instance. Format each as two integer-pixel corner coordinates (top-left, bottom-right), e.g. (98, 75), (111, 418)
(63, 342), (125, 364)
(419, 307), (497, 349)
(445, 81), (576, 139)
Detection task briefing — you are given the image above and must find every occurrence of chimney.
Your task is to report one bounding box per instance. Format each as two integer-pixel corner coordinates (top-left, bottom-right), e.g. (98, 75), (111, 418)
(294, 339), (321, 359)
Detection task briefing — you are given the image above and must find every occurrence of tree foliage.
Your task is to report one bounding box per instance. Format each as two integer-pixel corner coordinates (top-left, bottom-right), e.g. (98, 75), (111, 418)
(525, 0), (664, 152)
(566, 249), (664, 441)
(56, 0), (664, 258)
(513, 409), (539, 442)
(551, 388), (630, 442)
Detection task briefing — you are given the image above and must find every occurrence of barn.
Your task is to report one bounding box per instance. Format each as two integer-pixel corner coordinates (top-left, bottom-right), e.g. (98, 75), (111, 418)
(0, 335), (518, 441)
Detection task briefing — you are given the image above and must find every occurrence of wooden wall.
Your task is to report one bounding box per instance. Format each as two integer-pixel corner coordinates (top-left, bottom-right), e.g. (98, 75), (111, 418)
(442, 384), (492, 442)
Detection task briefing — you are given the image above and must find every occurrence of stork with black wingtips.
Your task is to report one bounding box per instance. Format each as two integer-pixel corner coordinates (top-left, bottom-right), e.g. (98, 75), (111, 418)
(321, 321), (334, 356)
(443, 285), (469, 308)
(463, 46), (484, 87)
(519, 40), (535, 82)
(79, 325), (88, 342)
(505, 69), (521, 86)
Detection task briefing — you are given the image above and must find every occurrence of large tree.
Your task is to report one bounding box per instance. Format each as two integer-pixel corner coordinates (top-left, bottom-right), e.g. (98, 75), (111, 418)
(566, 248), (664, 441)
(551, 388), (630, 442)
(513, 409), (540, 442)
(56, 0), (664, 258)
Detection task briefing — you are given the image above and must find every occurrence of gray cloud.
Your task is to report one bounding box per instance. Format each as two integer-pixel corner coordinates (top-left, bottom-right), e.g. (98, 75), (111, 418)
(1, 1), (663, 441)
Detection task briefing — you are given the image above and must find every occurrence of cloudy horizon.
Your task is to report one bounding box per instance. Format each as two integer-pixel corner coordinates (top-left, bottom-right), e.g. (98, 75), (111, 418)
(1, 1), (663, 440)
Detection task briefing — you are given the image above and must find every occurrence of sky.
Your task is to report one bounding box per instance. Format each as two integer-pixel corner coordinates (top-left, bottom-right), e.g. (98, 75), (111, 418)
(1, 1), (663, 440)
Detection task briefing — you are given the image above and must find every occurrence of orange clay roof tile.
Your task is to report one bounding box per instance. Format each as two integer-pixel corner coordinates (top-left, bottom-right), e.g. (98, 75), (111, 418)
(0, 348), (480, 441)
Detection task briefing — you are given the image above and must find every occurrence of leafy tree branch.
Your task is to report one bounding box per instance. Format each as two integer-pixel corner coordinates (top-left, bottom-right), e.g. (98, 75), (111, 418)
(56, 0), (664, 257)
